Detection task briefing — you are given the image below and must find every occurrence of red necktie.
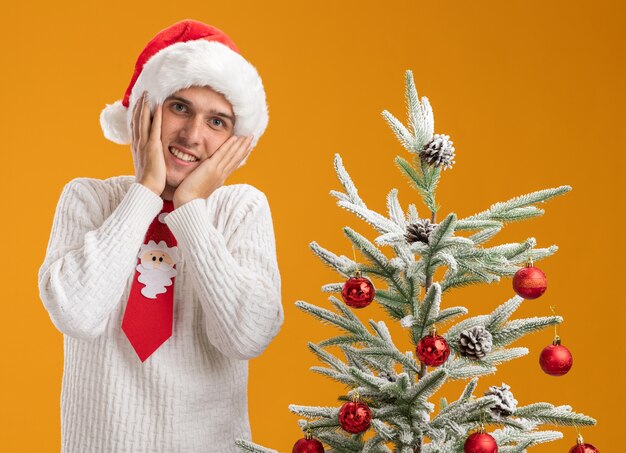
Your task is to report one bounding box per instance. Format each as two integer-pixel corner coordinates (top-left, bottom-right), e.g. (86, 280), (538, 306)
(122, 200), (178, 362)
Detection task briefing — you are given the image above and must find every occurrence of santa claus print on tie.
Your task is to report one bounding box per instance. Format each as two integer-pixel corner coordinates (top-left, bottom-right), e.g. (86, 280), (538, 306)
(136, 239), (179, 299)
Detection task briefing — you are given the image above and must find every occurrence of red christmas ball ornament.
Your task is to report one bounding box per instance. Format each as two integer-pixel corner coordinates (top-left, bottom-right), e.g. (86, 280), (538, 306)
(341, 272), (375, 308)
(569, 435), (599, 452)
(416, 330), (450, 367)
(292, 433), (325, 453)
(464, 431), (498, 453)
(539, 337), (573, 376)
(512, 264), (547, 299)
(338, 400), (372, 434)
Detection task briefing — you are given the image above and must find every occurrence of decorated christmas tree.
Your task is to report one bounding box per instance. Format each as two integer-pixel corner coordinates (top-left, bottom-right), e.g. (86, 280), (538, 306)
(237, 71), (597, 453)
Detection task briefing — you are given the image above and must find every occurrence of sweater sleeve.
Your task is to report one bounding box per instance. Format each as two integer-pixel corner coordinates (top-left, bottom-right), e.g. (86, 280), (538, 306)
(164, 187), (283, 360)
(38, 179), (164, 339)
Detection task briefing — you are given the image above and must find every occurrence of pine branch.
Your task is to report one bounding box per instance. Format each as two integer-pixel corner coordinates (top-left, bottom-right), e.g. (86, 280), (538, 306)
(464, 186), (572, 224)
(454, 256), (500, 283)
(492, 427), (564, 450)
(372, 419), (397, 441)
(446, 359), (497, 380)
(309, 241), (353, 278)
(382, 110), (415, 152)
(344, 227), (395, 275)
(469, 225), (503, 245)
(359, 347), (422, 374)
(317, 336), (363, 347)
(297, 417), (342, 431)
(444, 314), (491, 340)
(374, 288), (412, 319)
(460, 378), (478, 400)
(310, 366), (357, 386)
(363, 434), (393, 452)
(413, 283), (442, 340)
(490, 206), (545, 222)
(295, 300), (368, 336)
(434, 306), (469, 325)
(407, 368), (448, 404)
(380, 70), (434, 156)
(395, 156), (439, 213)
(341, 346), (376, 373)
(405, 70), (434, 149)
(337, 200), (402, 235)
(308, 341), (350, 373)
(455, 219), (503, 231)
(485, 295), (524, 331)
(431, 395), (500, 428)
(333, 153), (366, 208)
(469, 347), (529, 367)
(343, 227), (411, 300)
(346, 346), (392, 376)
(289, 405), (339, 419)
(407, 204), (419, 223)
(369, 319), (395, 344)
(419, 158), (442, 213)
(322, 283), (345, 293)
(440, 274), (495, 292)
(387, 188), (408, 229)
(235, 440), (280, 453)
(427, 213), (458, 253)
(492, 316), (562, 347)
(419, 214), (459, 284)
(513, 404), (596, 426)
(330, 296), (371, 332)
(500, 440), (533, 453)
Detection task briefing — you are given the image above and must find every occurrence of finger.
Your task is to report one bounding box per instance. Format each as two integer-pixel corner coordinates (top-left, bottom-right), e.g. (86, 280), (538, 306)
(131, 93), (144, 148)
(211, 135), (240, 162)
(224, 136), (253, 171)
(138, 93), (150, 148)
(231, 143), (253, 171)
(149, 104), (162, 143)
(218, 136), (247, 168)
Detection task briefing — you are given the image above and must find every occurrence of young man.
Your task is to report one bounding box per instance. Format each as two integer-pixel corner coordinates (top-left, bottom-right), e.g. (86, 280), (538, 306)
(38, 20), (283, 452)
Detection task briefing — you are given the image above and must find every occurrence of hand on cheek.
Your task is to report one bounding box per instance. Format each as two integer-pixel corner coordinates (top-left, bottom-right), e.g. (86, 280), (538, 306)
(131, 92), (167, 196)
(172, 135), (254, 209)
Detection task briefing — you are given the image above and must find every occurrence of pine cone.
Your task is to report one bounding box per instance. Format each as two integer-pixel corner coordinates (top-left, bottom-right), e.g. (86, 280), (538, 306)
(420, 134), (455, 170)
(484, 383), (518, 417)
(458, 326), (493, 360)
(405, 219), (437, 244)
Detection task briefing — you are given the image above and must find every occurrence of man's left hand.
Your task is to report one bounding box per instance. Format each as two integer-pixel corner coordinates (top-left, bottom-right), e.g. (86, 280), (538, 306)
(172, 135), (254, 209)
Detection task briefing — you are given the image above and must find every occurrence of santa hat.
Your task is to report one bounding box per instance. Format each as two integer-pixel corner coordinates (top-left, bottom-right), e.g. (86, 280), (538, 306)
(100, 19), (268, 153)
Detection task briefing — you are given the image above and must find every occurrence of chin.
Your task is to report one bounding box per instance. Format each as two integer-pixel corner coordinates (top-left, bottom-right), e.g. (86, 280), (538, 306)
(166, 164), (191, 181)
(165, 175), (184, 189)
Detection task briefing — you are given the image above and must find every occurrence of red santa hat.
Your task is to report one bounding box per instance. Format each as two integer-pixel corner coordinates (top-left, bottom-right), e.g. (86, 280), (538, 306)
(100, 19), (268, 153)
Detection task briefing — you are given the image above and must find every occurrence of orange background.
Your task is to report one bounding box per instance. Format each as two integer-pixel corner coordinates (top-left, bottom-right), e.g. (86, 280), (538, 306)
(2, 1), (624, 451)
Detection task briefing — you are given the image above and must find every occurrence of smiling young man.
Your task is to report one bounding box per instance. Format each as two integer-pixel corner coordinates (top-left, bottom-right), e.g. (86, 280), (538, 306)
(38, 20), (283, 452)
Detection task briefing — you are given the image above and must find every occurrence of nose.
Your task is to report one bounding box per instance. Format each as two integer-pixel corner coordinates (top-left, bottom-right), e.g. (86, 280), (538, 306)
(179, 116), (204, 146)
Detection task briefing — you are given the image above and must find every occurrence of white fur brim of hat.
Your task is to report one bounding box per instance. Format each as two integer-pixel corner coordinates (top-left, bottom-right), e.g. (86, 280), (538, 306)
(100, 40), (268, 155)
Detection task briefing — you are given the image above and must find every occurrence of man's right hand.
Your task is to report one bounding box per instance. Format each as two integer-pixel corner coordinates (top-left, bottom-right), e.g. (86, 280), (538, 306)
(131, 91), (166, 196)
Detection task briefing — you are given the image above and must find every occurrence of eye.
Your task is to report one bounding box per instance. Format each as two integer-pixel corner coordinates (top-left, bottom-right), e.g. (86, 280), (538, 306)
(159, 257), (163, 262)
(209, 118), (224, 127)
(171, 102), (187, 113)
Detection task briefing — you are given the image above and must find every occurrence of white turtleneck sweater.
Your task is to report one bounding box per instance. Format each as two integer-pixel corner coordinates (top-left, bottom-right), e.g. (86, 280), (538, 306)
(38, 175), (283, 453)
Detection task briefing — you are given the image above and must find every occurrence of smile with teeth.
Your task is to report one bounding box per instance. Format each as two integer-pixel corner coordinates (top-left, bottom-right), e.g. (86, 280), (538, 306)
(169, 146), (199, 162)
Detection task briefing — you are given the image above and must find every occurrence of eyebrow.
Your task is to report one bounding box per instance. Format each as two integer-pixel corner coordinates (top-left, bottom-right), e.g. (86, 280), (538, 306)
(165, 95), (236, 125)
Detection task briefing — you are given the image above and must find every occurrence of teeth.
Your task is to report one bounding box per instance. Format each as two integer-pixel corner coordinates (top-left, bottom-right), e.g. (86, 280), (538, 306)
(169, 147), (198, 162)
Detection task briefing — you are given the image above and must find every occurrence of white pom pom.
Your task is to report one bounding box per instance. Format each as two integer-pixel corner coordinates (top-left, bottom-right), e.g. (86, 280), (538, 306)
(100, 100), (131, 145)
